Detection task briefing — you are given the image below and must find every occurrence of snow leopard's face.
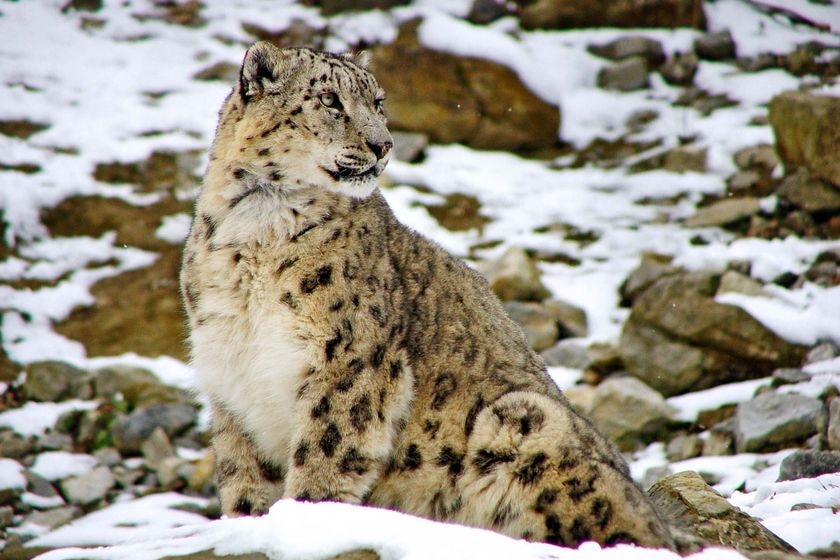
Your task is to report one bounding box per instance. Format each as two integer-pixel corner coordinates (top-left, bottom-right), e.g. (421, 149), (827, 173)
(223, 42), (392, 199)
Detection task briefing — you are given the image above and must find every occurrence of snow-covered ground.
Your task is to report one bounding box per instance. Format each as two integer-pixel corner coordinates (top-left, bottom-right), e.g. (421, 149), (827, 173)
(1, 0), (839, 558)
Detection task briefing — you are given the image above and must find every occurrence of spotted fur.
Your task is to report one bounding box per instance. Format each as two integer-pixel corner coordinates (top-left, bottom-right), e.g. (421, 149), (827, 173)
(181, 42), (674, 549)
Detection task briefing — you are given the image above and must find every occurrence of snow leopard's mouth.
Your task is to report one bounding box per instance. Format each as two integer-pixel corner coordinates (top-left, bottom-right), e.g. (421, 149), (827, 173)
(322, 164), (380, 182)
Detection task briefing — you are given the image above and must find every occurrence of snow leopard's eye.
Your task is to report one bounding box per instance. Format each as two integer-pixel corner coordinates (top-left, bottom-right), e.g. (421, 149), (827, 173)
(319, 92), (343, 111)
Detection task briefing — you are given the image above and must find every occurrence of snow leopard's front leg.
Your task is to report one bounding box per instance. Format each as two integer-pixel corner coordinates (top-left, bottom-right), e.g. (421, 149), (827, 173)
(284, 341), (414, 503)
(212, 404), (286, 516)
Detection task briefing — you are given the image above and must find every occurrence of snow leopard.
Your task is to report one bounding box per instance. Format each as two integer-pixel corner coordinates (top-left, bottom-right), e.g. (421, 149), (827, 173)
(180, 41), (674, 550)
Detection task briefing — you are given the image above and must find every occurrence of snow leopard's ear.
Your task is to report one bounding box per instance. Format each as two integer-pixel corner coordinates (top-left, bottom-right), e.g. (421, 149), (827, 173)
(342, 50), (371, 69)
(239, 41), (283, 103)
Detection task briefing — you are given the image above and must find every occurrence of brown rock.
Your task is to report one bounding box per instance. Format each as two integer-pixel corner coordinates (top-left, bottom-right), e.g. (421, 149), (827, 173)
(503, 302), (559, 352)
(648, 471), (796, 553)
(777, 168), (840, 212)
(476, 247), (551, 302)
(685, 197), (761, 228)
(664, 144), (707, 173)
(371, 21), (560, 152)
(620, 272), (805, 396)
(769, 91), (840, 186)
(301, 0), (408, 15)
(514, 0), (706, 29)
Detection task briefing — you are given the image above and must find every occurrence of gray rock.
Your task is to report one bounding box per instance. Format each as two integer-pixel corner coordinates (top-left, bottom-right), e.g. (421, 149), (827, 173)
(112, 403), (197, 453)
(648, 471), (796, 553)
(60, 465), (115, 506)
(588, 36), (665, 66)
(92, 365), (160, 398)
(806, 341), (839, 364)
(597, 56), (649, 91)
(543, 299), (588, 339)
(703, 419), (735, 456)
(540, 339), (589, 368)
(685, 197), (761, 228)
(0, 430), (35, 460)
(468, 0), (510, 24)
(778, 450), (840, 481)
(390, 131), (428, 163)
(828, 398), (840, 451)
(24, 361), (85, 402)
(666, 433), (704, 461)
(0, 505), (13, 527)
(141, 426), (176, 469)
(659, 52), (698, 86)
(587, 376), (675, 451)
(620, 271), (804, 396)
(503, 302), (559, 352)
(771, 368), (811, 386)
(735, 392), (824, 453)
(716, 270), (766, 298)
(619, 253), (679, 306)
(694, 30), (736, 60)
(25, 471), (61, 502)
(36, 431), (74, 452)
(24, 505), (81, 530)
(476, 247), (551, 302)
(777, 168), (840, 212)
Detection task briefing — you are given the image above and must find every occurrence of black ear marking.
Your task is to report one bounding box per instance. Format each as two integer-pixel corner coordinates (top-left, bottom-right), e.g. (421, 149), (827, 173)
(240, 42), (279, 103)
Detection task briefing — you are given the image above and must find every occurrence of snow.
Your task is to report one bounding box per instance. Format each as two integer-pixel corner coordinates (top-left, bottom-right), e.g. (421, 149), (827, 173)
(32, 497), (746, 560)
(30, 452), (100, 482)
(0, 400), (98, 438)
(0, 1), (839, 559)
(0, 458), (26, 492)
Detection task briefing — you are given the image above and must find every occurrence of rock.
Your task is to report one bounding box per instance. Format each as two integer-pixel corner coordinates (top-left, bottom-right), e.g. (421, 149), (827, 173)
(24, 361), (85, 402)
(829, 398), (840, 451)
(806, 341), (838, 364)
(543, 299), (588, 339)
(424, 193), (489, 232)
(563, 384), (596, 416)
(685, 197), (761, 228)
(24, 506), (81, 530)
(726, 170), (762, 194)
(468, 0), (511, 24)
(620, 271), (805, 396)
(588, 36), (665, 67)
(141, 426), (176, 469)
(193, 61), (239, 82)
(43, 194), (193, 361)
(390, 131), (428, 163)
(716, 270), (766, 297)
(0, 459), (25, 505)
(702, 418), (736, 456)
(596, 57), (649, 91)
(503, 302), (559, 352)
(301, 0), (409, 15)
(777, 168), (840, 212)
(112, 403), (197, 453)
(25, 471), (62, 504)
(659, 52), (698, 86)
(60, 466), (115, 506)
(733, 145), (779, 174)
(666, 433), (704, 461)
(476, 247), (551, 302)
(663, 145), (706, 173)
(61, 0), (103, 12)
(694, 30), (736, 60)
(778, 450), (840, 481)
(92, 365), (160, 398)
(804, 249), (840, 288)
(0, 430), (35, 460)
(580, 343), (624, 383)
(586, 376), (675, 451)
(734, 392), (824, 453)
(771, 368), (811, 386)
(769, 91), (840, 187)
(371, 22), (560, 152)
(514, 0), (706, 30)
(540, 339), (589, 369)
(647, 471), (796, 553)
(0, 505), (13, 526)
(157, 456), (191, 487)
(0, 119), (49, 139)
(619, 253), (679, 306)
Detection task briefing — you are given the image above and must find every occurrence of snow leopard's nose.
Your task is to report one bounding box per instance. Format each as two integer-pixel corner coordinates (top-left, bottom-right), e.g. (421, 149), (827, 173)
(367, 139), (392, 161)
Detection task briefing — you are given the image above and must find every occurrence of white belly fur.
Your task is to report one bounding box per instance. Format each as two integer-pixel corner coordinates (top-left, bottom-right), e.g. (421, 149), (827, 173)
(192, 305), (309, 463)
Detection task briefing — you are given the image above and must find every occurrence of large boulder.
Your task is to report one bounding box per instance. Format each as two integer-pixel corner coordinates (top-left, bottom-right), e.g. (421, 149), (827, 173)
(734, 392), (824, 453)
(371, 22), (560, 152)
(647, 471), (796, 553)
(513, 0), (706, 30)
(769, 91), (840, 187)
(619, 271), (805, 396)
